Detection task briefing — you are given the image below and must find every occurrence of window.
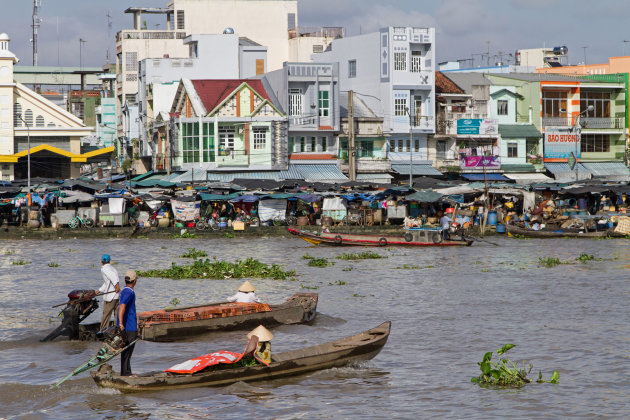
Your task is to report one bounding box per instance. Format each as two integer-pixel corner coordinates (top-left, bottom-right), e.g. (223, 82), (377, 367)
(310, 136), (317, 152)
(348, 60), (356, 78)
(289, 89), (302, 116)
(406, 139), (411, 151)
(218, 126), (235, 156)
(542, 91), (568, 118)
(313, 45), (324, 53)
(389, 139), (396, 152)
(71, 102), (84, 120)
(414, 139), (420, 152)
(395, 98), (407, 116)
(202, 122), (215, 162)
(125, 52), (138, 72)
(13, 103), (21, 127)
(497, 100), (508, 116)
(318, 90), (329, 117)
(394, 52), (407, 71)
(436, 141), (447, 159)
(24, 109), (33, 127)
(253, 128), (267, 150)
(300, 136), (305, 152)
(288, 136), (294, 153)
(176, 10), (185, 30)
(580, 92), (610, 118)
(411, 51), (422, 73)
(321, 137), (327, 152)
(507, 142), (518, 158)
(398, 139), (404, 151)
(288, 13), (296, 30)
(182, 122), (200, 163)
(581, 134), (610, 152)
(36, 116), (45, 127)
(255, 59), (265, 76)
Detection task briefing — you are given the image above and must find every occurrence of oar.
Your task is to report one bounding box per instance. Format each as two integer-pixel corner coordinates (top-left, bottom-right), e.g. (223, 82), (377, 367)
(469, 236), (500, 246)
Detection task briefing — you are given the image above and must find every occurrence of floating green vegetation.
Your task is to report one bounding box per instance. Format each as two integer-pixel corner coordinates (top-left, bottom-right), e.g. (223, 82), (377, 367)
(342, 267), (353, 272)
(161, 246), (168, 250)
(328, 280), (347, 286)
(48, 262), (59, 268)
(481, 268), (491, 272)
(538, 257), (566, 268)
(3, 250), (15, 255)
(12, 260), (31, 265)
(308, 257), (333, 267)
(223, 232), (235, 239)
(67, 248), (75, 252)
(302, 254), (314, 260)
(396, 264), (420, 270)
(337, 251), (386, 260)
(170, 298), (180, 307)
(353, 293), (365, 298)
(137, 258), (295, 280)
(575, 253), (601, 263)
(471, 344), (559, 388)
(171, 231), (197, 239)
(181, 248), (208, 259)
(300, 283), (319, 290)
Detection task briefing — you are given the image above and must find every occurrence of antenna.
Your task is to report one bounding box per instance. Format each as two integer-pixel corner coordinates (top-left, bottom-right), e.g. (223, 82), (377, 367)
(106, 12), (112, 64)
(32, 0), (43, 66)
(79, 38), (87, 69)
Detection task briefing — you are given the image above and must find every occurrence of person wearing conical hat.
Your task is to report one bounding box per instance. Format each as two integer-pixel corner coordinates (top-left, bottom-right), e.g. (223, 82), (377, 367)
(226, 280), (262, 303)
(247, 325), (273, 365)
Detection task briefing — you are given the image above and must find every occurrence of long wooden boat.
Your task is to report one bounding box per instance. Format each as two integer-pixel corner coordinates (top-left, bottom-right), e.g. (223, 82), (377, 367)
(288, 227), (473, 247)
(91, 321), (391, 392)
(506, 224), (616, 238)
(139, 293), (318, 342)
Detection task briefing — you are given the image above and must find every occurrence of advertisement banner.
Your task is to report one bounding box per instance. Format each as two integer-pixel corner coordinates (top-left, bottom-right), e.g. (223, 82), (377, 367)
(544, 126), (580, 161)
(457, 119), (498, 135)
(459, 156), (501, 169)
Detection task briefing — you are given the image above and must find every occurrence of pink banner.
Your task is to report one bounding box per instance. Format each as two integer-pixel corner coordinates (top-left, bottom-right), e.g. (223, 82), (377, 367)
(460, 156), (500, 169)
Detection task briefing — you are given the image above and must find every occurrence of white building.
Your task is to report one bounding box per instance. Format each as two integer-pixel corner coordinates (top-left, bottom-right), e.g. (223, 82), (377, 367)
(314, 26), (436, 178)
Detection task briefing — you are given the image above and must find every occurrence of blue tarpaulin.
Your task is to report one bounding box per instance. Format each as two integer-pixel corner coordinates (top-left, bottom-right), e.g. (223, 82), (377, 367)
(229, 195), (260, 203)
(462, 173), (509, 181)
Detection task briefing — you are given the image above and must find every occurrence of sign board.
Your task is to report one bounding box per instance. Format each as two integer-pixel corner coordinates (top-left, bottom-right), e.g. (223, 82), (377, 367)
(459, 155), (501, 169)
(457, 119), (499, 135)
(544, 126), (580, 161)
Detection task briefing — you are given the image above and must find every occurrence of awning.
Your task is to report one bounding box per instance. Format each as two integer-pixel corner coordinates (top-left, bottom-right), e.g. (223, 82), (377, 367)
(544, 162), (591, 181)
(391, 164), (443, 176)
(291, 164), (349, 183)
(498, 124), (542, 138)
(462, 173), (509, 181)
(404, 190), (443, 203)
(356, 173), (393, 183)
(581, 162), (630, 182)
(199, 192), (241, 201)
(504, 173), (554, 185)
(501, 163), (536, 173)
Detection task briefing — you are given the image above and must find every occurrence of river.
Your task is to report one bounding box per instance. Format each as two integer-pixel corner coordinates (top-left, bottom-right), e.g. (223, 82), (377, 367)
(0, 236), (628, 418)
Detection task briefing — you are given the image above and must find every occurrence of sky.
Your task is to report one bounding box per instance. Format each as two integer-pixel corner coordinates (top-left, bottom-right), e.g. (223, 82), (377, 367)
(2, 0), (629, 69)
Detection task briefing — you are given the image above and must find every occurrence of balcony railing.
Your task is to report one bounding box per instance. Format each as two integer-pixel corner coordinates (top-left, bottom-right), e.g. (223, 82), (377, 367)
(289, 115), (318, 127)
(413, 115), (434, 128)
(446, 112), (487, 120)
(116, 30), (187, 42)
(542, 117), (625, 129)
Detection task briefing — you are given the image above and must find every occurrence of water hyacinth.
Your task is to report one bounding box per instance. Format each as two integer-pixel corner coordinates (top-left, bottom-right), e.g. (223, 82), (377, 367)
(137, 258), (295, 280)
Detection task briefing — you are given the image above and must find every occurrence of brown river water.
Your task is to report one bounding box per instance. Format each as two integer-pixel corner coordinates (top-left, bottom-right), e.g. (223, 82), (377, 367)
(0, 236), (629, 418)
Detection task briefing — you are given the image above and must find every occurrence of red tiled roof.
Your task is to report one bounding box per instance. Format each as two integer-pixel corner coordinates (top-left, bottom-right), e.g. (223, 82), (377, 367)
(289, 154), (337, 160)
(190, 79), (272, 113)
(435, 72), (465, 94)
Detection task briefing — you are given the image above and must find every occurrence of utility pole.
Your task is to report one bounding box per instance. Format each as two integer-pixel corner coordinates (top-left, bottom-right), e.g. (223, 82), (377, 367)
(79, 39), (86, 69)
(486, 41), (490, 67)
(32, 0), (42, 66)
(106, 12), (112, 65)
(348, 90), (356, 181)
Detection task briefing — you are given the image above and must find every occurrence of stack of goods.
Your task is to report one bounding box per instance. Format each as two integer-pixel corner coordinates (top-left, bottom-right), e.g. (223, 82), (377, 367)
(138, 303), (272, 328)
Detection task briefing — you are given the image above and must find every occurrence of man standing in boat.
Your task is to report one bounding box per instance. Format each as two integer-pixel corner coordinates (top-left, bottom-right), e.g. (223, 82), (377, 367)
(227, 281), (262, 303)
(117, 270), (138, 376)
(440, 210), (452, 240)
(96, 254), (120, 332)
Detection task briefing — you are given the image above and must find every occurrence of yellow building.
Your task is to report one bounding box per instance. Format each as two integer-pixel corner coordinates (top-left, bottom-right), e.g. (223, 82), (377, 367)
(0, 33), (111, 181)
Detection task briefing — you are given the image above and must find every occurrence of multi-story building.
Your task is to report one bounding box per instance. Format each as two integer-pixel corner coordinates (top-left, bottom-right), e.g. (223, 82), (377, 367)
(169, 78), (288, 177)
(0, 34), (109, 181)
(288, 26), (344, 62)
(138, 33), (268, 172)
(314, 26), (437, 180)
(487, 73), (629, 182)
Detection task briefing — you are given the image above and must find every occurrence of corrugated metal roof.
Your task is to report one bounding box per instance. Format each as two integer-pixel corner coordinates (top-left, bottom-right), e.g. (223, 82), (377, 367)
(462, 173), (509, 181)
(206, 171), (284, 182)
(281, 165), (303, 179)
(504, 173), (553, 184)
(544, 162), (589, 174)
(391, 164), (443, 176)
(356, 173), (393, 180)
(501, 163), (536, 173)
(498, 124), (541, 138)
(581, 162), (630, 177)
(292, 164), (349, 182)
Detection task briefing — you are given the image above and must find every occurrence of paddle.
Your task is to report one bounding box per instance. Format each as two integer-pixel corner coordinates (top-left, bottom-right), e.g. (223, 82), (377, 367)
(467, 235), (500, 246)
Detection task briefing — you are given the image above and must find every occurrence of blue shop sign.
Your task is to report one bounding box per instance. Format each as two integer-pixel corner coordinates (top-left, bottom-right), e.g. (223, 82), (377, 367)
(457, 119), (481, 134)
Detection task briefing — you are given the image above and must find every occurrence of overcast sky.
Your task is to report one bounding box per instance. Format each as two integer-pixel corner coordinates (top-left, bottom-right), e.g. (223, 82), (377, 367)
(3, 0), (628, 69)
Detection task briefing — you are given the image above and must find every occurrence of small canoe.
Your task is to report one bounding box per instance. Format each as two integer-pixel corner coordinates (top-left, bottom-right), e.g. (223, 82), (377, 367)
(288, 227), (473, 247)
(139, 293), (318, 342)
(506, 224), (616, 238)
(91, 321), (391, 392)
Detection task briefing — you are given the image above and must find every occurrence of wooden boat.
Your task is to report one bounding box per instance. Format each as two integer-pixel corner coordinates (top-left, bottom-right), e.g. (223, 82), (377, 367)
(139, 293), (318, 342)
(506, 224), (616, 238)
(288, 227), (473, 247)
(91, 321), (391, 392)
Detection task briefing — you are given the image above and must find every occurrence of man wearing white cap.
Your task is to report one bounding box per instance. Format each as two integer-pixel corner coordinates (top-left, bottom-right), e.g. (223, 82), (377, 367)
(227, 281), (262, 303)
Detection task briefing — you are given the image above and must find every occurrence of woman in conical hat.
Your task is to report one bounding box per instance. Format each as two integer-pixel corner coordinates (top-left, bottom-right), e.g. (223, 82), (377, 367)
(227, 280), (262, 303)
(247, 325), (273, 365)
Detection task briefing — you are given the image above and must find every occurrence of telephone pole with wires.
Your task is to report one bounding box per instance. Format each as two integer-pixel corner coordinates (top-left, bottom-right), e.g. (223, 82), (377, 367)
(32, 0), (42, 66)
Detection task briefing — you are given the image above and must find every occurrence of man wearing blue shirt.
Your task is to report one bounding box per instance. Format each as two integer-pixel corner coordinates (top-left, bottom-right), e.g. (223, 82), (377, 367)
(117, 270), (138, 376)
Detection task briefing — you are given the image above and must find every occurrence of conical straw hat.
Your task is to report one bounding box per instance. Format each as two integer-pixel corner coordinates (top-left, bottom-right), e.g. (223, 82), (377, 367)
(238, 280), (256, 292)
(247, 325), (274, 342)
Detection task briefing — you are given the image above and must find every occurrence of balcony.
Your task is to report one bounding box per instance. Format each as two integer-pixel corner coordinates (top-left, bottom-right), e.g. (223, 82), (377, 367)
(413, 115), (434, 130)
(542, 117), (625, 129)
(289, 115), (318, 127)
(116, 30), (187, 42)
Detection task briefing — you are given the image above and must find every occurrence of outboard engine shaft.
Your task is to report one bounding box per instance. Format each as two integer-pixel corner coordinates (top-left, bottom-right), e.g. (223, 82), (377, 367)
(41, 290), (99, 342)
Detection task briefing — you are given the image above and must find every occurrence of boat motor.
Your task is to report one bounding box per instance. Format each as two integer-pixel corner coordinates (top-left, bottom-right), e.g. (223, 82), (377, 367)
(41, 289), (99, 342)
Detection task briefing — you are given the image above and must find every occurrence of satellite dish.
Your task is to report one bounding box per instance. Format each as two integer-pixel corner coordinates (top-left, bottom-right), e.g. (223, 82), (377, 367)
(223, 28), (235, 35)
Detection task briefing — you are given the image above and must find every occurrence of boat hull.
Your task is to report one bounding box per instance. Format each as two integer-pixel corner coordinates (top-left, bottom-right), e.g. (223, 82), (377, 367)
(288, 228), (472, 247)
(506, 224), (616, 238)
(140, 293), (318, 342)
(91, 321), (391, 392)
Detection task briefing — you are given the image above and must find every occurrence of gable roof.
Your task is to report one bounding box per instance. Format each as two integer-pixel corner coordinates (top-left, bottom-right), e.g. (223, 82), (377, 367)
(190, 79), (272, 114)
(490, 88), (524, 99)
(436, 72), (465, 94)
